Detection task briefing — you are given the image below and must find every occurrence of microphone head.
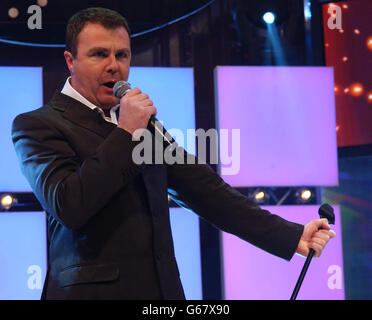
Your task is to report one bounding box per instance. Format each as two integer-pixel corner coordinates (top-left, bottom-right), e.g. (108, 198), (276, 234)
(113, 80), (131, 98)
(318, 203), (335, 225)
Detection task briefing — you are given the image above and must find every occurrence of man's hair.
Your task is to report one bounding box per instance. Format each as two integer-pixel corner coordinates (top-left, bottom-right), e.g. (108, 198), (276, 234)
(65, 7), (130, 57)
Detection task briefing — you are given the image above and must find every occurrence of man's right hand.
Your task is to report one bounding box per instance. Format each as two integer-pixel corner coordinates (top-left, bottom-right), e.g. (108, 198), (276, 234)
(117, 88), (157, 136)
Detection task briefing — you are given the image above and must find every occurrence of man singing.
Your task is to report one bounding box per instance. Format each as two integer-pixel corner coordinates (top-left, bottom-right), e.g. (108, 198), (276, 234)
(12, 7), (334, 299)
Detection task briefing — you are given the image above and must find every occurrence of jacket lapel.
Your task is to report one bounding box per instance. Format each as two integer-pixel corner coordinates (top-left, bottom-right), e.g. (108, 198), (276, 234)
(50, 91), (116, 138)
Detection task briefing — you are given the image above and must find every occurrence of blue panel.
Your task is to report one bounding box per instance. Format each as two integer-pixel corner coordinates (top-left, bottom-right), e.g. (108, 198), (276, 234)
(169, 207), (202, 300)
(0, 67), (43, 192)
(129, 67), (196, 153)
(0, 212), (47, 300)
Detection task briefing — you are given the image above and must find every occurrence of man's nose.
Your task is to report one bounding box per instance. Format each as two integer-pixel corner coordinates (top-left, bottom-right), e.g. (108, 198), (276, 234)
(106, 54), (119, 74)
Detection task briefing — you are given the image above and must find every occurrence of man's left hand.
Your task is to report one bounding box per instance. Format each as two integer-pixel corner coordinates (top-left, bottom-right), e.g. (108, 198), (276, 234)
(296, 218), (336, 258)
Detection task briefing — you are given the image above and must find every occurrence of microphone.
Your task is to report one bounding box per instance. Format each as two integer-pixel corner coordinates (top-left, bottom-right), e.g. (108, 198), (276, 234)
(113, 80), (175, 146)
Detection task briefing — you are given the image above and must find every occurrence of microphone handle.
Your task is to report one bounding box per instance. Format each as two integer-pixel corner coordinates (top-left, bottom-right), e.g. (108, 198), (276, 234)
(148, 115), (175, 147)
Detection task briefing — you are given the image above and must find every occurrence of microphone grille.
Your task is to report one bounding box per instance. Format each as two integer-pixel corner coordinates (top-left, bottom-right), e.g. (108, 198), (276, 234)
(113, 81), (131, 98)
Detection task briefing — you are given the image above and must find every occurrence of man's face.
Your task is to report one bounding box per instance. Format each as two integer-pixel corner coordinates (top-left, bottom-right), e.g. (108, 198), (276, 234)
(64, 22), (131, 111)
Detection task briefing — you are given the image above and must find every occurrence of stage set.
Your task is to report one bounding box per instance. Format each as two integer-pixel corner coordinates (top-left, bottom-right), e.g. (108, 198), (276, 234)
(0, 0), (371, 300)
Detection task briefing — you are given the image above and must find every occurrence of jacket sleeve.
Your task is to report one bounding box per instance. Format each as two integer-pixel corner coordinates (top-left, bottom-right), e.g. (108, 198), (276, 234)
(12, 112), (140, 230)
(167, 152), (304, 261)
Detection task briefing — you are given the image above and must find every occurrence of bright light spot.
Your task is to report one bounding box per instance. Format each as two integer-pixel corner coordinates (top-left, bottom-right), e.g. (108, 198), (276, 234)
(367, 36), (372, 51)
(367, 91), (372, 103)
(300, 190), (312, 201)
(263, 12), (275, 24)
(350, 83), (364, 97)
(255, 191), (266, 201)
(37, 0), (48, 7)
(1, 194), (15, 209)
(8, 7), (19, 18)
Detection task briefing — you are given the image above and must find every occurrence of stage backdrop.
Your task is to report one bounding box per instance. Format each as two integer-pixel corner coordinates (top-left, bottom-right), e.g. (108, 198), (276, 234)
(322, 0), (372, 147)
(214, 66), (338, 187)
(222, 205), (344, 300)
(0, 66), (202, 300)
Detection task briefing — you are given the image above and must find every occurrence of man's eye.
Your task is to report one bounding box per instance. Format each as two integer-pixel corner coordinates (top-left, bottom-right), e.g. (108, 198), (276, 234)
(93, 51), (106, 57)
(117, 52), (129, 59)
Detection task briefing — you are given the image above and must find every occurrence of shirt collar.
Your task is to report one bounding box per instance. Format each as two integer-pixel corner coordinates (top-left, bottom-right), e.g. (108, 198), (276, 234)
(61, 77), (119, 124)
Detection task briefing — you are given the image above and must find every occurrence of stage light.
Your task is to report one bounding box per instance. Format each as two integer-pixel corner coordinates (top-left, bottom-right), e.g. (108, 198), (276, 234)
(367, 37), (372, 51)
(255, 191), (265, 201)
(304, 1), (312, 21)
(0, 194), (17, 210)
(253, 190), (268, 204)
(350, 83), (364, 97)
(300, 189), (312, 201)
(296, 188), (312, 203)
(8, 7), (19, 19)
(37, 0), (48, 7)
(367, 91), (372, 103)
(263, 12), (276, 25)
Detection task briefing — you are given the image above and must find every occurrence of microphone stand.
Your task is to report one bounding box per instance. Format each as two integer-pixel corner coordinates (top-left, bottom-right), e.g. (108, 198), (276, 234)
(290, 249), (315, 300)
(290, 203), (335, 300)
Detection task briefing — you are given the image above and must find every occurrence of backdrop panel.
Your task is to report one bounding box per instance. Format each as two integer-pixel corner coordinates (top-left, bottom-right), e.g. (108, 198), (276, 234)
(222, 205), (344, 300)
(214, 66), (338, 187)
(170, 207), (202, 300)
(0, 66), (43, 192)
(0, 212), (47, 300)
(129, 67), (196, 153)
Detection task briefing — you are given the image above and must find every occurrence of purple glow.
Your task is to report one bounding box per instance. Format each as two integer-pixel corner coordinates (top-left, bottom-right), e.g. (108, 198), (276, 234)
(222, 205), (344, 300)
(215, 66), (338, 187)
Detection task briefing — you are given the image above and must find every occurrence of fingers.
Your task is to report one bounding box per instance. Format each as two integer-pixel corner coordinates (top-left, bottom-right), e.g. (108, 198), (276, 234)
(310, 229), (335, 257)
(314, 218), (331, 231)
(118, 87), (157, 135)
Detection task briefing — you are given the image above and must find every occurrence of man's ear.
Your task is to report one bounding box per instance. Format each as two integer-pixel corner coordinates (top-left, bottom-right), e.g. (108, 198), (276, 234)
(64, 51), (74, 74)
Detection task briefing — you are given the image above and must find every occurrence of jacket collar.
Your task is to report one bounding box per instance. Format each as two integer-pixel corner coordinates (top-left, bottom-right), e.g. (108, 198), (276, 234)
(50, 91), (116, 138)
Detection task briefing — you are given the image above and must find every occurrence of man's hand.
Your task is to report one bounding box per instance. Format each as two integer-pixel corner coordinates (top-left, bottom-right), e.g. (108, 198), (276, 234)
(117, 88), (156, 137)
(296, 218), (335, 258)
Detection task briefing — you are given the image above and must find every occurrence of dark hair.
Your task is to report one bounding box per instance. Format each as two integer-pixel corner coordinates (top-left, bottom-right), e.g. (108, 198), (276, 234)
(65, 7), (130, 57)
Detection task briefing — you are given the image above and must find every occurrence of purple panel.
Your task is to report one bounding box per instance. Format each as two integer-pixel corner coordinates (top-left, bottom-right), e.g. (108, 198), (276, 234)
(222, 205), (344, 300)
(215, 66), (338, 187)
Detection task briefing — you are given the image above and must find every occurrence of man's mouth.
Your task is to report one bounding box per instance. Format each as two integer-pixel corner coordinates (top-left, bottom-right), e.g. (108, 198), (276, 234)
(103, 81), (116, 89)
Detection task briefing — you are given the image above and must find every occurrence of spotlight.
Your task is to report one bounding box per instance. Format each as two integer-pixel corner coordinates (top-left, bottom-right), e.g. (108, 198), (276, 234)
(253, 190), (268, 204)
(0, 194), (17, 210)
(263, 12), (276, 24)
(296, 188), (313, 203)
(255, 191), (265, 201)
(300, 189), (312, 201)
(8, 7), (19, 19)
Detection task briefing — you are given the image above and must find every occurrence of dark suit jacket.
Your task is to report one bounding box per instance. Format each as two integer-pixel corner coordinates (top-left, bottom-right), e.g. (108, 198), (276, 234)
(12, 92), (303, 299)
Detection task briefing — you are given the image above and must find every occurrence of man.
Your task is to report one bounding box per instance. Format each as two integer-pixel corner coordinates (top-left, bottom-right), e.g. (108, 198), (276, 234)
(12, 7), (334, 299)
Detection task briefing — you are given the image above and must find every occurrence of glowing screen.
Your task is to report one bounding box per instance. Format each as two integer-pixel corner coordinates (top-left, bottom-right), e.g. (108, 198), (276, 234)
(322, 0), (372, 147)
(0, 67), (43, 191)
(0, 212), (47, 300)
(170, 207), (202, 300)
(214, 66), (338, 187)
